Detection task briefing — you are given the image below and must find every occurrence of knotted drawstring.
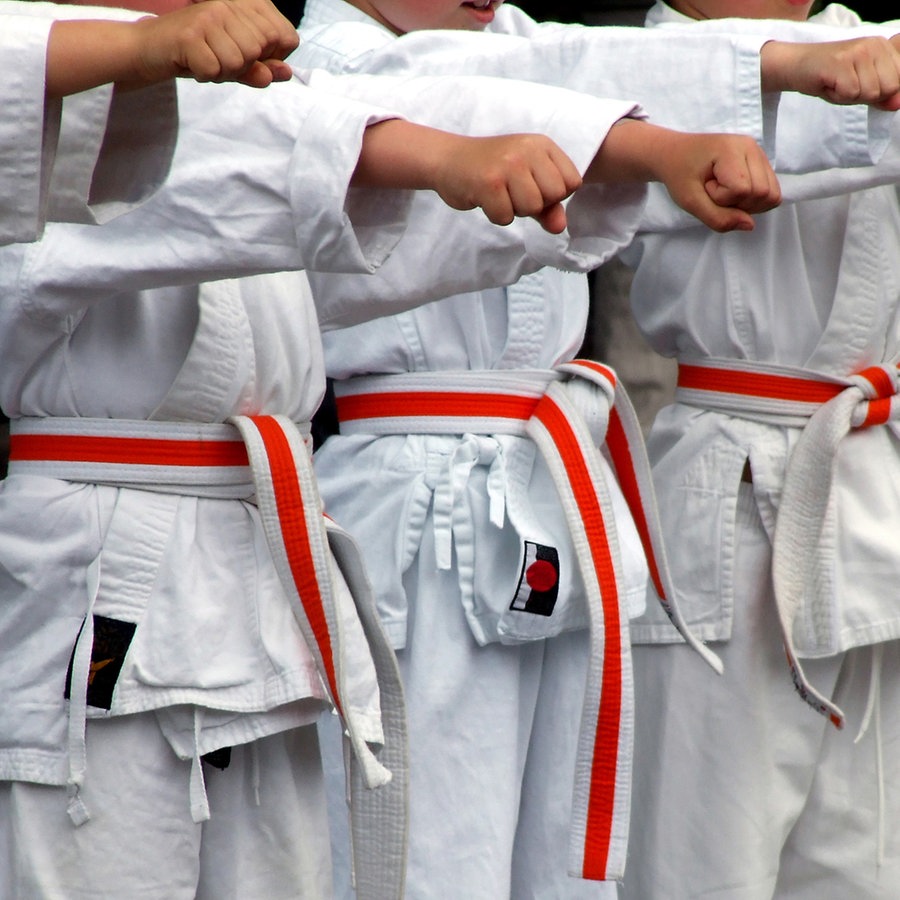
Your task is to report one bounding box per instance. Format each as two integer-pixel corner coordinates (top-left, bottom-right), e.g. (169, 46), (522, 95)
(250, 740), (261, 808)
(854, 643), (885, 868)
(189, 708), (211, 823)
(432, 435), (506, 571)
(66, 556), (100, 827)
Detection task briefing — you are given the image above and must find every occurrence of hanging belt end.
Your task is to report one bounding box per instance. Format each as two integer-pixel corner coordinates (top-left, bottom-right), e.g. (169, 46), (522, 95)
(693, 639), (724, 676)
(670, 613), (724, 673)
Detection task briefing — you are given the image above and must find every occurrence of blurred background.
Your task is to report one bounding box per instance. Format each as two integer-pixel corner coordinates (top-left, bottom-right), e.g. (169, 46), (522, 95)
(278, 1), (892, 26)
(518, 1), (890, 25)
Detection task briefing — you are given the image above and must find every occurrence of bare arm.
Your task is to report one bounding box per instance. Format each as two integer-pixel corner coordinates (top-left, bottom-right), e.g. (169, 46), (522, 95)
(586, 119), (782, 233)
(355, 116), (784, 236)
(353, 119), (583, 234)
(45, 0), (299, 97)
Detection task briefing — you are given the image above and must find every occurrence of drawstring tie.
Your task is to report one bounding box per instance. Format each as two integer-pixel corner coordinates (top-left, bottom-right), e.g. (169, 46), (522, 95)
(432, 435), (506, 571)
(854, 643), (885, 868)
(66, 555), (100, 827)
(189, 708), (211, 823)
(250, 741), (261, 807)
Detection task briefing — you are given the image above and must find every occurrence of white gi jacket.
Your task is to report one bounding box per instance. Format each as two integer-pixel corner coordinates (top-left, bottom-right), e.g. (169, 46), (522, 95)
(0, 2), (177, 244)
(0, 69), (645, 787)
(296, 0), (895, 653)
(625, 4), (900, 666)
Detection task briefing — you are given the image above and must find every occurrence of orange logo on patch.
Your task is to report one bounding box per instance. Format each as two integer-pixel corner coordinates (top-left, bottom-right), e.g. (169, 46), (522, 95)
(87, 658), (114, 685)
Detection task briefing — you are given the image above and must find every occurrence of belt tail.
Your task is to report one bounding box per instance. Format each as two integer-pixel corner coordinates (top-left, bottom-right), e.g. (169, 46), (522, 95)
(326, 521), (409, 900)
(675, 357), (868, 727)
(230, 415), (396, 782)
(770, 392), (855, 730)
(527, 383), (631, 881)
(232, 414), (409, 896)
(562, 360), (724, 676)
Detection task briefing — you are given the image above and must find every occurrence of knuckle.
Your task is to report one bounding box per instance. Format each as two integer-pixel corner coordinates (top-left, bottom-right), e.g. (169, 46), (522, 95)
(482, 171), (508, 195)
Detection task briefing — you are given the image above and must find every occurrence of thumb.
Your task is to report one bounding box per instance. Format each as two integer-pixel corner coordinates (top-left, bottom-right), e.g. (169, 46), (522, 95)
(263, 59), (294, 82)
(534, 201), (568, 235)
(685, 182), (755, 233)
(238, 60), (275, 88)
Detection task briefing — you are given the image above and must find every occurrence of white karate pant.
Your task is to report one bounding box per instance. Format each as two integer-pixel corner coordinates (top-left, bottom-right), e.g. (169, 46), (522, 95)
(0, 711), (332, 899)
(623, 484), (900, 900)
(322, 514), (618, 900)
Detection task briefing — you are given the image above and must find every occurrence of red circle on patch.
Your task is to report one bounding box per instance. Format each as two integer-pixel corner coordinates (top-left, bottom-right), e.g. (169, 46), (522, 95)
(526, 559), (558, 592)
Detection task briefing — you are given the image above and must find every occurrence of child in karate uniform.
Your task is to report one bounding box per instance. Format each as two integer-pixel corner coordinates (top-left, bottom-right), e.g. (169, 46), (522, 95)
(294, 2), (900, 895)
(621, 3), (900, 898)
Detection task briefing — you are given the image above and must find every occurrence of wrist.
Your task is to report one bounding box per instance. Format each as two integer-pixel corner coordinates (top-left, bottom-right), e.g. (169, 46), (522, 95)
(47, 20), (143, 97)
(588, 119), (674, 184)
(760, 40), (792, 93)
(123, 17), (167, 88)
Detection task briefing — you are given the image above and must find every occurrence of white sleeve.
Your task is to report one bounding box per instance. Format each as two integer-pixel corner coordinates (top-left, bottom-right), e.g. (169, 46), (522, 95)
(297, 70), (648, 328)
(9, 78), (413, 320)
(48, 82), (178, 229)
(0, 14), (56, 244)
(755, 17), (900, 175)
(775, 132), (900, 203)
(650, 15), (900, 172)
(638, 16), (900, 229)
(0, 3), (178, 243)
(295, 21), (780, 157)
(10, 73), (646, 330)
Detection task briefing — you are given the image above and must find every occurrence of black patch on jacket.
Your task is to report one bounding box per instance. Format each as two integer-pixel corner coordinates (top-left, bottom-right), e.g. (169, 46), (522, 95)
(65, 615), (137, 710)
(510, 542), (560, 617)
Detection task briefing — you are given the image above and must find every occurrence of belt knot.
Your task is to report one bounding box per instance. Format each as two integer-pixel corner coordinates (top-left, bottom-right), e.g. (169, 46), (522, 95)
(848, 365), (900, 429)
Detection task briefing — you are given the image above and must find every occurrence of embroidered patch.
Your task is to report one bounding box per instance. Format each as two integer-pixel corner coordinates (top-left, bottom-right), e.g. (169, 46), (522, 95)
(510, 542), (560, 617)
(64, 615), (137, 710)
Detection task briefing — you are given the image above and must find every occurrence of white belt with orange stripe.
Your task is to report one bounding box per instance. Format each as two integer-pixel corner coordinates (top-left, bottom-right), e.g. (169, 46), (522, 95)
(677, 356), (900, 730)
(334, 361), (721, 882)
(7, 414), (408, 900)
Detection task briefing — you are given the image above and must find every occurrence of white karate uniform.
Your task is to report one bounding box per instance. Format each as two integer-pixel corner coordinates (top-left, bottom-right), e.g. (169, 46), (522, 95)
(619, 4), (900, 898)
(0, 2), (177, 245)
(0, 69), (646, 899)
(294, 5), (900, 896)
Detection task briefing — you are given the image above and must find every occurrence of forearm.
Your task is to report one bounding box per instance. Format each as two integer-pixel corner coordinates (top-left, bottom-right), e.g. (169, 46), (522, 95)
(759, 40), (804, 94)
(352, 119), (452, 189)
(584, 119), (675, 184)
(46, 19), (148, 98)
(758, 33), (900, 108)
(46, 0), (299, 98)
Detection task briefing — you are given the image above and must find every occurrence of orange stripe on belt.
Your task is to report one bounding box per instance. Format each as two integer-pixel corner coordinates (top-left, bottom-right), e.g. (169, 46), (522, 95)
(337, 391), (539, 423)
(249, 416), (341, 715)
(533, 395), (622, 880)
(678, 364), (842, 404)
(9, 433), (250, 468)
